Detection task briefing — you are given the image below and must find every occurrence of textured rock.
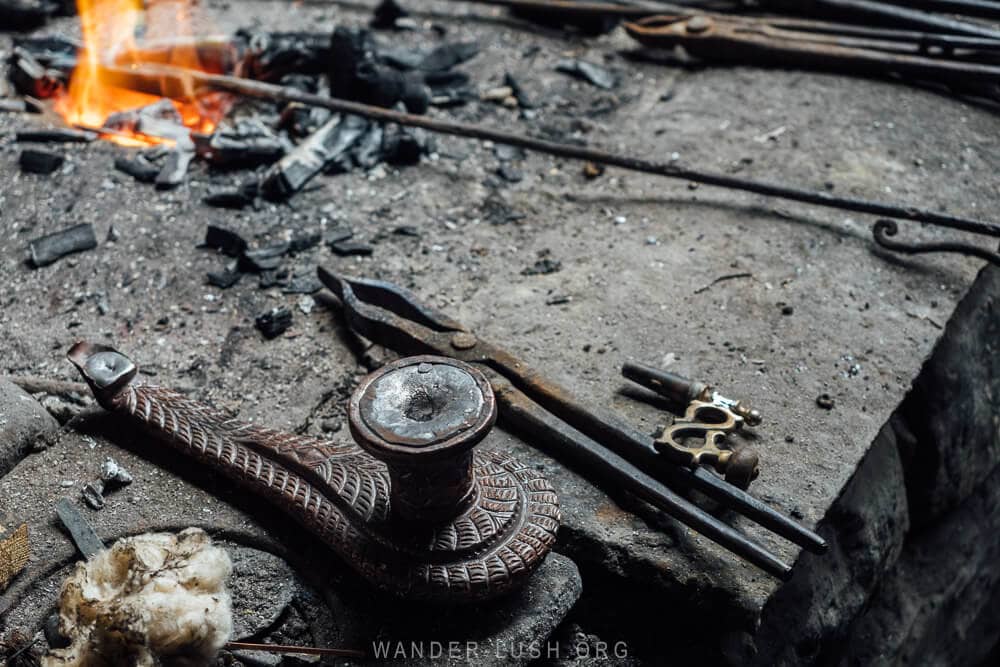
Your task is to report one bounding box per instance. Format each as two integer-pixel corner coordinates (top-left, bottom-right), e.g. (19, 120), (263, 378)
(0, 379), (57, 477)
(842, 459), (1000, 667)
(893, 264), (1000, 528)
(753, 424), (909, 665)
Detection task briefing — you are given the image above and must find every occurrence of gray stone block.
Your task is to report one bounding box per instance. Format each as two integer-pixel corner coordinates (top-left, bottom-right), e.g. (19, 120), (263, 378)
(0, 379), (57, 477)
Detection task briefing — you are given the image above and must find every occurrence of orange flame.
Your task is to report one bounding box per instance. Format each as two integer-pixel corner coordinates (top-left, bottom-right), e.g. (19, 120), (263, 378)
(56, 0), (230, 146)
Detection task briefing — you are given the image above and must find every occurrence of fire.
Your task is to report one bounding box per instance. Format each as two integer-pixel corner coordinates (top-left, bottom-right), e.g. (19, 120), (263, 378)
(56, 0), (230, 145)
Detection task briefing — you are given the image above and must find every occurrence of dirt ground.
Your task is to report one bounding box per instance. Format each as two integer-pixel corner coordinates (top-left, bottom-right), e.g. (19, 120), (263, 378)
(2, 0), (999, 664)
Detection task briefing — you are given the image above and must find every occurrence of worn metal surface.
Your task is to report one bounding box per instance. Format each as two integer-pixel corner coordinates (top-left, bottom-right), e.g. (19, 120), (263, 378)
(67, 342), (559, 602)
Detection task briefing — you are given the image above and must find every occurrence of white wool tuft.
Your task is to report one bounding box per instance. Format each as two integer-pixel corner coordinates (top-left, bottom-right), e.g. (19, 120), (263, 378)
(42, 527), (233, 667)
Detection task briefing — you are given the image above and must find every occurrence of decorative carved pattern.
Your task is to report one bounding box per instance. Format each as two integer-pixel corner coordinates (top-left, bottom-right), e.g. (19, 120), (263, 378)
(96, 380), (558, 601)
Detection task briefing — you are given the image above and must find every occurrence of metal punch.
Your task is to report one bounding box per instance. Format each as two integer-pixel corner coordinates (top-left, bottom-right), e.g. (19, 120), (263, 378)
(318, 269), (828, 581)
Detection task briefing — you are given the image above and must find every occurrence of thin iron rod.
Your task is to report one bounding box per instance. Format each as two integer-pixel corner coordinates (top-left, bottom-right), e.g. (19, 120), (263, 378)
(225, 641), (367, 657)
(98, 63), (1000, 242)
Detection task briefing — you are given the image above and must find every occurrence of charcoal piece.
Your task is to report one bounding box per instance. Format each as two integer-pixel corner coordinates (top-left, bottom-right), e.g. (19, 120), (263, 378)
(381, 124), (429, 166)
(352, 122), (385, 169)
(503, 72), (535, 109)
(289, 231), (322, 253)
(255, 306), (293, 339)
(325, 227), (354, 246)
(330, 240), (374, 257)
(204, 181), (259, 209)
(355, 61), (429, 112)
(378, 45), (428, 71)
(497, 164), (523, 183)
(9, 47), (64, 98)
(555, 58), (617, 90)
(105, 99), (184, 136)
(425, 70), (474, 107)
(240, 243), (290, 272)
(155, 146), (195, 190)
(258, 268), (291, 289)
(0, 99), (30, 113)
(329, 27), (379, 100)
(281, 274), (322, 294)
(371, 0), (408, 29)
(481, 191), (523, 225)
(29, 223), (97, 267)
(0, 0), (57, 31)
(204, 225), (248, 257)
(393, 225), (420, 237)
(522, 258), (562, 275)
(201, 121), (286, 168)
(15, 128), (97, 143)
(418, 42), (479, 71)
(114, 155), (160, 183)
(82, 482), (106, 510)
(19, 148), (63, 174)
(261, 114), (369, 200)
(206, 268), (242, 289)
(236, 30), (332, 82)
(12, 34), (79, 71)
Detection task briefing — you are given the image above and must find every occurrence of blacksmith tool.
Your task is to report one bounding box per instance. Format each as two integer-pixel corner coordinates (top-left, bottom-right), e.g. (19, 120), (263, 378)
(625, 14), (1000, 91)
(622, 361), (761, 489)
(318, 269), (828, 581)
(68, 342), (559, 602)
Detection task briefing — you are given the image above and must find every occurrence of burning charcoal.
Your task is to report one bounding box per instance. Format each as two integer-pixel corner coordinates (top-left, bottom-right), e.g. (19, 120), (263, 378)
(522, 257), (562, 275)
(330, 240), (374, 257)
(503, 72), (535, 109)
(240, 243), (289, 272)
(155, 145), (195, 190)
(418, 42), (479, 71)
(201, 121), (286, 168)
(206, 267), (242, 289)
(8, 47), (64, 98)
(325, 227), (354, 246)
(19, 148), (64, 175)
(289, 231), (322, 253)
(555, 59), (617, 90)
(105, 99), (184, 138)
(114, 155), (160, 183)
(15, 128), (97, 143)
(29, 223), (97, 268)
(204, 225), (248, 257)
(255, 306), (293, 339)
(261, 114), (369, 200)
(371, 0), (411, 30)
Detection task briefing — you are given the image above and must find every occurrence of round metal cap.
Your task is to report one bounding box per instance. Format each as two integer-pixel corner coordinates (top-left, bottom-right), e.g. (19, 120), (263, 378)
(349, 355), (497, 462)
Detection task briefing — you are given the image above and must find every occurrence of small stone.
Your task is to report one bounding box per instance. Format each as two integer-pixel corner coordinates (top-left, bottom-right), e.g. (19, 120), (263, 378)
(522, 258), (562, 276)
(320, 419), (343, 433)
(497, 164), (523, 183)
(781, 305), (794, 316)
(297, 295), (315, 315)
(82, 481), (106, 510)
(816, 393), (836, 410)
(330, 240), (374, 257)
(19, 149), (64, 175)
(583, 162), (604, 179)
(100, 458), (133, 486)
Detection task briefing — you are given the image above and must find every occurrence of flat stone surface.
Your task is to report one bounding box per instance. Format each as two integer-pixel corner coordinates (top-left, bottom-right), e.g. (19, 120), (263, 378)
(2, 0), (999, 660)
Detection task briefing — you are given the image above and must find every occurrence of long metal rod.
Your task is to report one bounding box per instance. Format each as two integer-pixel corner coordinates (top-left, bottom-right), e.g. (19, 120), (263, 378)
(488, 371), (796, 579)
(98, 63), (1000, 244)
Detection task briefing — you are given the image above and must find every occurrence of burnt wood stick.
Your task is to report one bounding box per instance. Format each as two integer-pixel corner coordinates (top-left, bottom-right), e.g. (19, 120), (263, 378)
(97, 62), (1000, 241)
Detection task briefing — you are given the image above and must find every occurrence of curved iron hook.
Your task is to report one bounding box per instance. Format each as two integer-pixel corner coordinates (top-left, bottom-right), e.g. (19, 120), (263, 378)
(872, 219), (1000, 267)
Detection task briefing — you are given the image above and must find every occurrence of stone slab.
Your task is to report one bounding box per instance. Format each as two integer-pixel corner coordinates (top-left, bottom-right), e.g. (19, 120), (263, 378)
(0, 379), (57, 477)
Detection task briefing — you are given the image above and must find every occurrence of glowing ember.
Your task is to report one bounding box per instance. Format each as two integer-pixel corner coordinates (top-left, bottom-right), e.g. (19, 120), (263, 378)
(56, 0), (231, 146)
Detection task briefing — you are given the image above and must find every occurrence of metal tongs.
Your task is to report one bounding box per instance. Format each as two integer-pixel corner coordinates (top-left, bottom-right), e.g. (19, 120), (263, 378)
(318, 269), (827, 580)
(626, 14), (1000, 94)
